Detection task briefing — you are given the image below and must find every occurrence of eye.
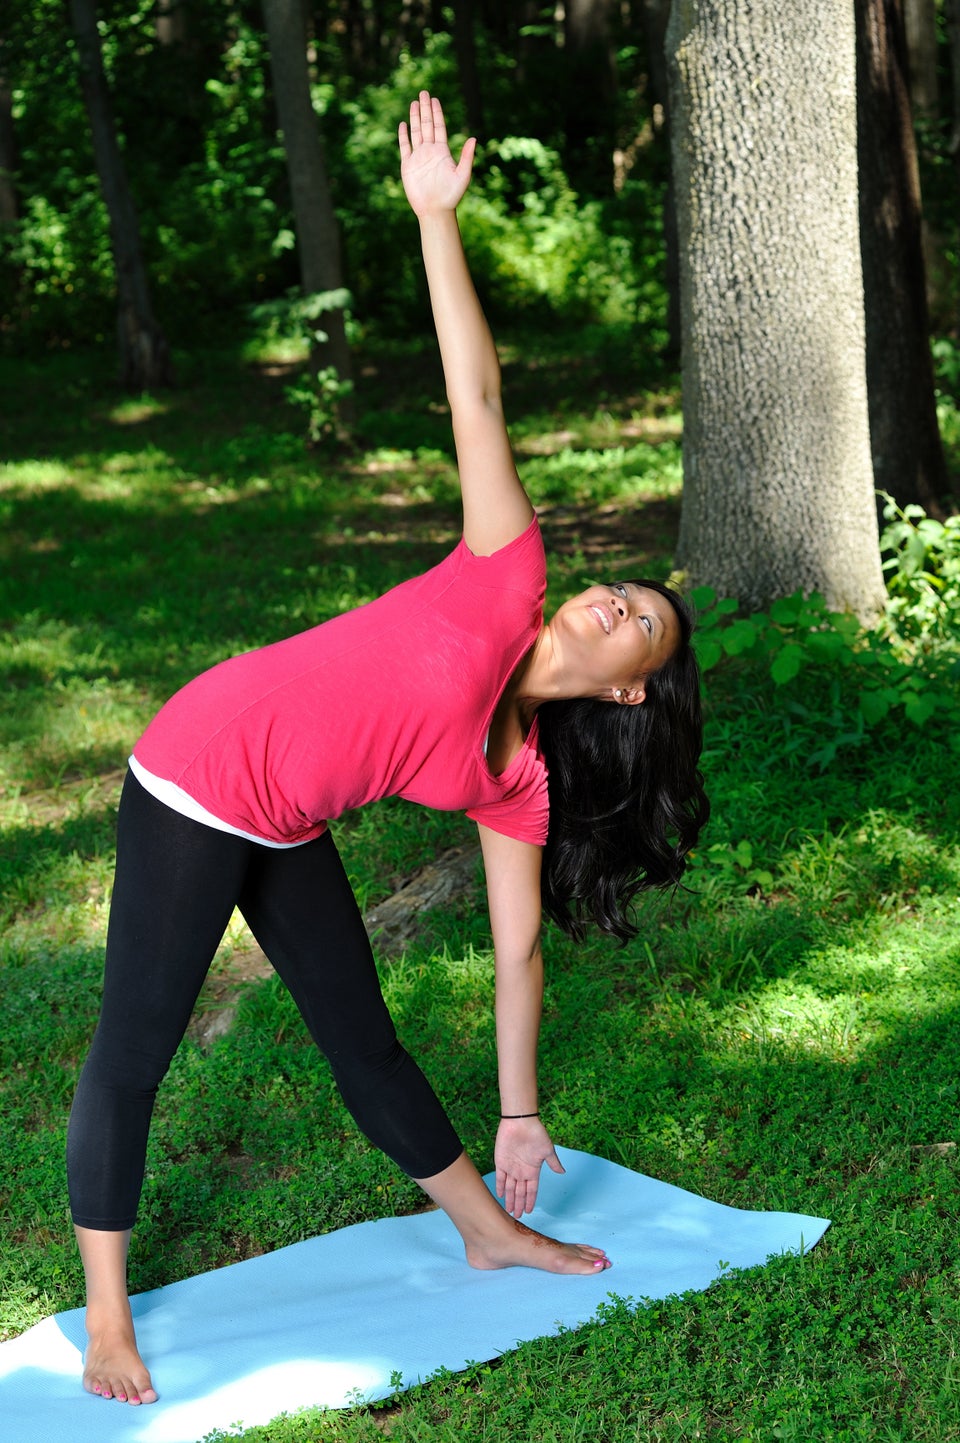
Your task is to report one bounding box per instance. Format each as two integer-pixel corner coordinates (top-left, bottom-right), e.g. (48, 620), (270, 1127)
(613, 583), (627, 597)
(641, 614), (653, 634)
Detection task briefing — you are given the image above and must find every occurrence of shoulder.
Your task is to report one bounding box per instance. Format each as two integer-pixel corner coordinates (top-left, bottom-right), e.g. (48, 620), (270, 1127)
(457, 514), (545, 594)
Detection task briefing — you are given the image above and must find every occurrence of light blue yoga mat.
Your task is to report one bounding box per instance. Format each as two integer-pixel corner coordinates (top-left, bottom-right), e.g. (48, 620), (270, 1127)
(0, 1149), (829, 1443)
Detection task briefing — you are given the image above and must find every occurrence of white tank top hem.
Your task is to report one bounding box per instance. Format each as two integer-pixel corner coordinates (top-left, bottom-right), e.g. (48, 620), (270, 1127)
(128, 755), (309, 849)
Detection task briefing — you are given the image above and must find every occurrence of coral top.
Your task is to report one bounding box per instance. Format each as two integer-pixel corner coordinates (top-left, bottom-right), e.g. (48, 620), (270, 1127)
(133, 517), (549, 847)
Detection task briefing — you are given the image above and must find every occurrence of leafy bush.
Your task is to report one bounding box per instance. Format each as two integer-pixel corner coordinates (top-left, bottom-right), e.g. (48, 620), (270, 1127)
(690, 500), (960, 774)
(878, 491), (960, 655)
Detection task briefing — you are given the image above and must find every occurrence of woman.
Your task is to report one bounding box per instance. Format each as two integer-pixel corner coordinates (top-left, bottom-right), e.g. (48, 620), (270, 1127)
(67, 93), (708, 1407)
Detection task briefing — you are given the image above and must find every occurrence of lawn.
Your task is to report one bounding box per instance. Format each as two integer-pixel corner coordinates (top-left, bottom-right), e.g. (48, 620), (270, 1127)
(1, 337), (959, 1442)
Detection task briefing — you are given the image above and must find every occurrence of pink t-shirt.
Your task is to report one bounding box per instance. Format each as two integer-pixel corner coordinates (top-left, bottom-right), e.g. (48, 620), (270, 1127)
(133, 518), (549, 847)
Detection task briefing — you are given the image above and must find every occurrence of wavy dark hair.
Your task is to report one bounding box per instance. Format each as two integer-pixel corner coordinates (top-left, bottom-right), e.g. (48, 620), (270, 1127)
(537, 580), (709, 943)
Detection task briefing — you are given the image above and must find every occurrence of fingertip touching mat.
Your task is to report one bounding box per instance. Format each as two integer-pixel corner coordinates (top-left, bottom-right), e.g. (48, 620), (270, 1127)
(0, 1148), (829, 1443)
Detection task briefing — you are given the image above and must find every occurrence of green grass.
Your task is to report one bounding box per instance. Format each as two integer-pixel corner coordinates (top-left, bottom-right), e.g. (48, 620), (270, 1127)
(2, 339), (959, 1441)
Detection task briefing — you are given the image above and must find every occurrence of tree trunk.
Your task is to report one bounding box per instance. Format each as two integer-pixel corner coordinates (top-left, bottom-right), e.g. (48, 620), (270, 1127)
(0, 36), (18, 228)
(156, 0), (188, 47)
(68, 0), (173, 390)
(640, 0), (680, 359)
(945, 0), (960, 196)
(667, 0), (886, 623)
(903, 0), (939, 116)
(452, 0), (484, 137)
(262, 0), (353, 400)
(564, 0), (618, 193)
(900, 0), (951, 326)
(856, 0), (954, 516)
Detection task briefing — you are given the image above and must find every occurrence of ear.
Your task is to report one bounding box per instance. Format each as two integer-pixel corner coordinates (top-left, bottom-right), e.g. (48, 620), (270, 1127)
(613, 682), (646, 706)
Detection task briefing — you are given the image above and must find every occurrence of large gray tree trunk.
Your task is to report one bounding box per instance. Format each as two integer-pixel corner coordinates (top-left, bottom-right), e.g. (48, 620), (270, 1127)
(262, 0), (353, 397)
(666, 0), (886, 623)
(69, 0), (173, 390)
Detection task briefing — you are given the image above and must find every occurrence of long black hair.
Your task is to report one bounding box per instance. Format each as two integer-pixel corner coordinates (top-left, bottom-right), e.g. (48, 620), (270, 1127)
(536, 580), (709, 943)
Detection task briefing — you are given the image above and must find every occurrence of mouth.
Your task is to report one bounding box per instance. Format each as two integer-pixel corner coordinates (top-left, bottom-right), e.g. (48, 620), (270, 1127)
(589, 604), (611, 635)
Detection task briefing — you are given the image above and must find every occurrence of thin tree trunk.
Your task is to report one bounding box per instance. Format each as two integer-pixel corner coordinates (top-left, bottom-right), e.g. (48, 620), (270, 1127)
(452, 0), (484, 137)
(945, 0), (960, 195)
(156, 0), (188, 46)
(68, 0), (173, 390)
(262, 0), (353, 403)
(856, 0), (953, 516)
(901, 0), (951, 326)
(667, 0), (886, 623)
(564, 0), (618, 192)
(0, 36), (18, 228)
(640, 0), (680, 359)
(903, 0), (939, 115)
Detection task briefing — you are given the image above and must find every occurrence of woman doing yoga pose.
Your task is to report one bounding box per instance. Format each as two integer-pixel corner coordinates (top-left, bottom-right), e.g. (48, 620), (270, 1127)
(67, 93), (709, 1406)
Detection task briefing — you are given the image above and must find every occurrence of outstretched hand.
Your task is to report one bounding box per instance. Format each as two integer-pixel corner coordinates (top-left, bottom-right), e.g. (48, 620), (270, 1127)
(398, 90), (477, 217)
(495, 1116), (566, 1219)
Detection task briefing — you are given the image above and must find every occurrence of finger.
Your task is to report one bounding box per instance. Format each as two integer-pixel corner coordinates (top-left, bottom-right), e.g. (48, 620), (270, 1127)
(398, 121), (411, 161)
(495, 1165), (506, 1199)
(546, 1150), (566, 1175)
(456, 135), (477, 184)
(409, 98), (422, 146)
(419, 89), (434, 143)
(431, 94), (447, 145)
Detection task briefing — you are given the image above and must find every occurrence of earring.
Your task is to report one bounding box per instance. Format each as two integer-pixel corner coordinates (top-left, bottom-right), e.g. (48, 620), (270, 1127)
(614, 689), (622, 699)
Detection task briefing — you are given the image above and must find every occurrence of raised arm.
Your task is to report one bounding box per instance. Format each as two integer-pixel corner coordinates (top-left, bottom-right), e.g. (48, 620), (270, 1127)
(399, 92), (533, 557)
(478, 824), (565, 1217)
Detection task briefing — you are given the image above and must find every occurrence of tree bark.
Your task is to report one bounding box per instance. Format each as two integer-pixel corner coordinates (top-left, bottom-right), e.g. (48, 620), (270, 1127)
(900, 0), (951, 327)
(640, 0), (680, 358)
(945, 0), (960, 188)
(564, 0), (618, 192)
(262, 0), (353, 398)
(0, 36), (18, 228)
(452, 0), (484, 137)
(667, 0), (886, 623)
(856, 0), (954, 516)
(903, 0), (939, 116)
(68, 0), (173, 390)
(156, 0), (188, 47)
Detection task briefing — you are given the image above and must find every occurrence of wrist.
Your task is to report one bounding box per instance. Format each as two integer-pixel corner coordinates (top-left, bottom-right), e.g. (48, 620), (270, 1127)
(500, 1111), (540, 1120)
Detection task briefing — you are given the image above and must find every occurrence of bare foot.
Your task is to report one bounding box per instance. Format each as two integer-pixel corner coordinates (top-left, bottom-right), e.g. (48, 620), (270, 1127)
(83, 1314), (157, 1405)
(465, 1214), (611, 1274)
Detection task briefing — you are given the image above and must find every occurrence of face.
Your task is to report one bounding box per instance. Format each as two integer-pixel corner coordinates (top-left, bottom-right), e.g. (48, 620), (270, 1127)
(547, 581), (682, 704)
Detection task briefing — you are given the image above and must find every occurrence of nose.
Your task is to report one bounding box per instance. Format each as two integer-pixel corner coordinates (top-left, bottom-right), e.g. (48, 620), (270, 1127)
(610, 593), (626, 619)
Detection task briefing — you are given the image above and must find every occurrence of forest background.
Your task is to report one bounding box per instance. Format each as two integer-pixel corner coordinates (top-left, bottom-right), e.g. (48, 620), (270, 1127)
(2, 2), (960, 1441)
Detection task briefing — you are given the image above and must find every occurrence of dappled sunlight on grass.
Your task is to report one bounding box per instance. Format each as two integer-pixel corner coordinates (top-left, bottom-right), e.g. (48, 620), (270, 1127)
(105, 396), (171, 426)
(0, 459), (74, 492)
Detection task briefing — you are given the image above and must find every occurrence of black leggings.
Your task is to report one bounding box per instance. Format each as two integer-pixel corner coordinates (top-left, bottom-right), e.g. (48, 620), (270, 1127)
(67, 772), (463, 1230)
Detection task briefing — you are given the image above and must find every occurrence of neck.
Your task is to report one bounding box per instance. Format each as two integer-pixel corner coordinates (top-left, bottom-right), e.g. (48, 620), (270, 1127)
(505, 625), (566, 720)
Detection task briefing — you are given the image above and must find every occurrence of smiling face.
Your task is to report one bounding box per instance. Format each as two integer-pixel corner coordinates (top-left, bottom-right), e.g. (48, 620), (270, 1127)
(546, 581), (683, 704)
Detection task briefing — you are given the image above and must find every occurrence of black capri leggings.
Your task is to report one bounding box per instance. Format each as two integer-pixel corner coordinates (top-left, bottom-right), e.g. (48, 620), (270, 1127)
(67, 772), (463, 1230)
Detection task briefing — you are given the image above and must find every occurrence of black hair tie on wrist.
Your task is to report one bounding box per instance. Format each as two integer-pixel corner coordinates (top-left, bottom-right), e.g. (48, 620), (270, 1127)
(500, 1111), (540, 1119)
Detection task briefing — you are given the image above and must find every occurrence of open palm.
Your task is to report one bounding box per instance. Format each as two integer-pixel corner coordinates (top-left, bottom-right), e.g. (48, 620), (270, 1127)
(399, 91), (476, 217)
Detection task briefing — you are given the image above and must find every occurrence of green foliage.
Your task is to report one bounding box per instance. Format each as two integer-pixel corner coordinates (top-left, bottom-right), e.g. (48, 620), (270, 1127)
(462, 137), (643, 325)
(689, 500), (960, 774)
(878, 491), (960, 655)
(249, 289), (355, 446)
(284, 366), (355, 448)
